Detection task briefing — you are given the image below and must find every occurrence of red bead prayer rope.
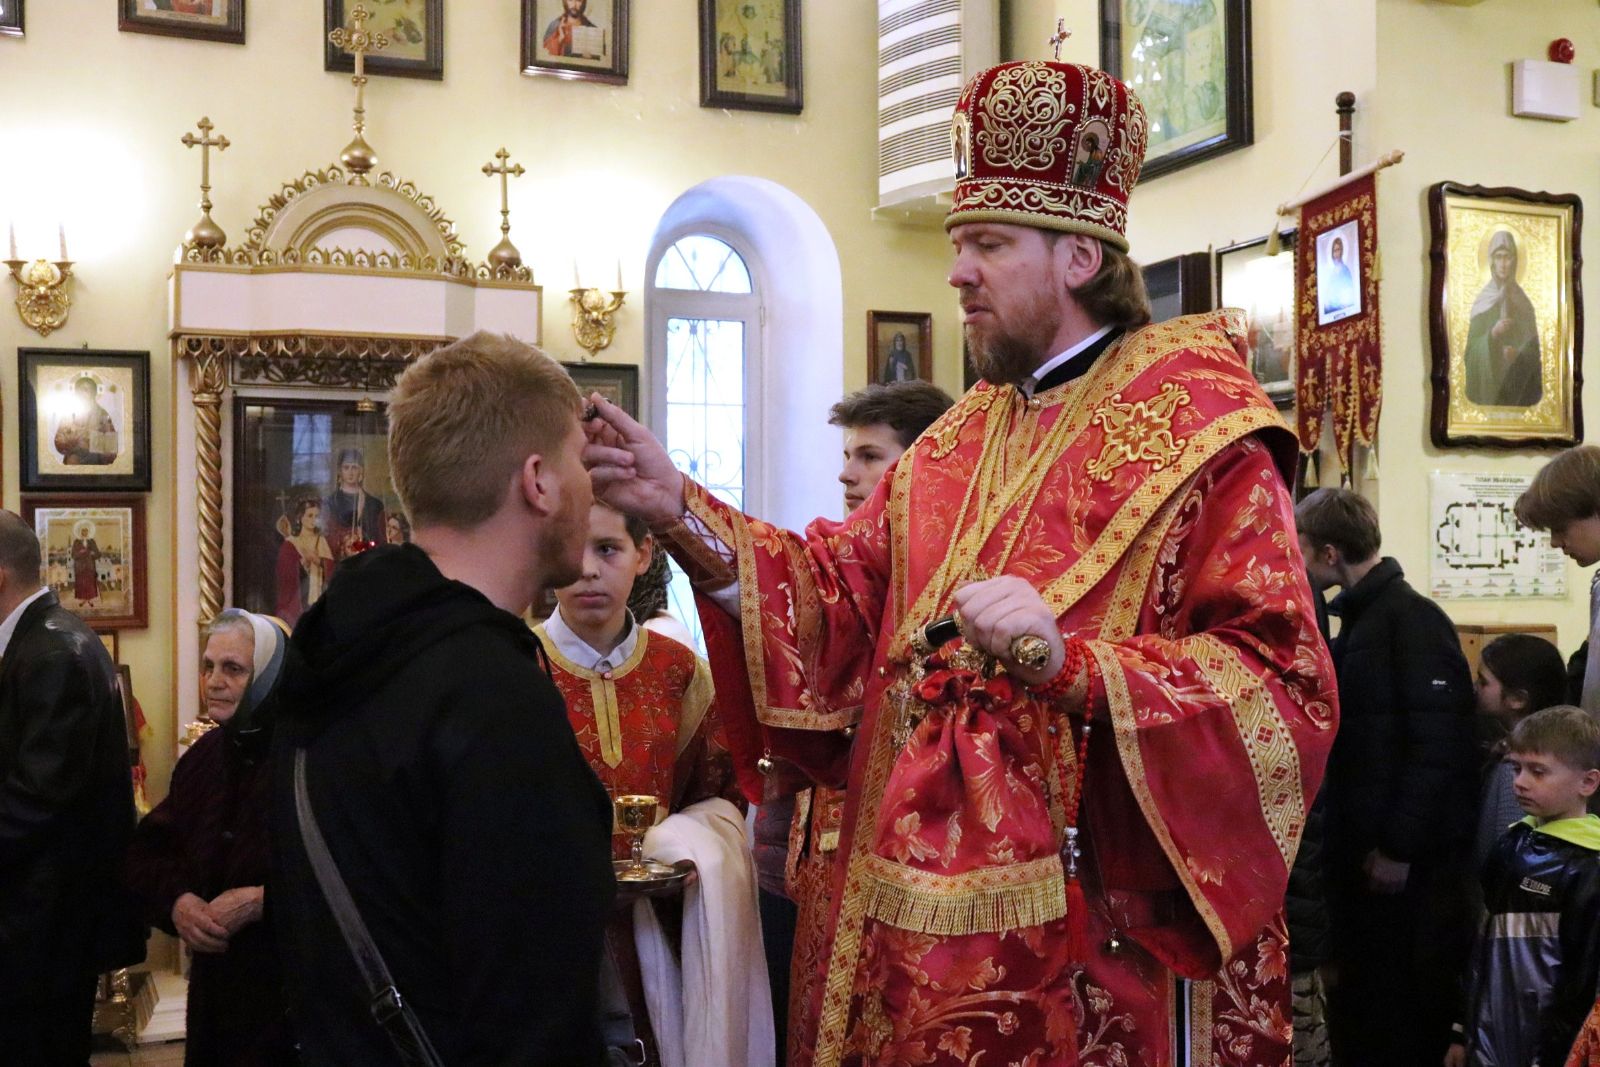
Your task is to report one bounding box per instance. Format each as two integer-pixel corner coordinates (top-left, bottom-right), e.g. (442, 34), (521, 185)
(1032, 635), (1087, 703)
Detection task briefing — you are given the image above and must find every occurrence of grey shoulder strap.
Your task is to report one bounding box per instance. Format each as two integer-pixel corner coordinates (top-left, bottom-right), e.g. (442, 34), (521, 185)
(293, 748), (446, 1067)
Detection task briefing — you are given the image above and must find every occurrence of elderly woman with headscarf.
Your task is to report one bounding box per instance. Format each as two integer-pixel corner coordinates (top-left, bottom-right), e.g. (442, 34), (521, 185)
(1465, 229), (1543, 408)
(124, 609), (294, 1066)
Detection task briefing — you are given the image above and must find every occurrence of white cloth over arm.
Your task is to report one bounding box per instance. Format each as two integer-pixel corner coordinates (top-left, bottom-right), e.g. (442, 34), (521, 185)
(632, 797), (774, 1067)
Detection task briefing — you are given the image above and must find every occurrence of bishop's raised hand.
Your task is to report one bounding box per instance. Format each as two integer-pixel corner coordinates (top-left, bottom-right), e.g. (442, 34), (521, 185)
(581, 392), (686, 525)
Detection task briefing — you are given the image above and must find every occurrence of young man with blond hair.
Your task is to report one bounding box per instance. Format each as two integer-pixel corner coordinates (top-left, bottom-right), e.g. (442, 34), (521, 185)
(1517, 445), (1600, 714)
(270, 331), (616, 1067)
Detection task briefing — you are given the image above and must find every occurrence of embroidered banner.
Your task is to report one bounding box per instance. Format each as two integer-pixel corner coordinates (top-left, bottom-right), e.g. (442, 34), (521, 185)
(1295, 172), (1382, 471)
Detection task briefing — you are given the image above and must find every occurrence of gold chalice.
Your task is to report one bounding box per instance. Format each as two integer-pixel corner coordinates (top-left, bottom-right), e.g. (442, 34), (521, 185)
(615, 793), (671, 882)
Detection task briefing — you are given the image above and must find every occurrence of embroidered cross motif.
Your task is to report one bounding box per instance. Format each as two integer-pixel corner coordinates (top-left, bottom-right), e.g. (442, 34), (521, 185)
(1085, 382), (1192, 481)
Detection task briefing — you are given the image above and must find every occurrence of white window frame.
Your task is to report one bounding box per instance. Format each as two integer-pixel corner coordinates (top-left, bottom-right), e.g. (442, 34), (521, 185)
(646, 225), (766, 516)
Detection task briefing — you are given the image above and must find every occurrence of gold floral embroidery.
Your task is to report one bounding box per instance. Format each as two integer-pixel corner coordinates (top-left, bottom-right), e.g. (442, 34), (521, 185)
(978, 62), (1075, 171)
(1086, 382), (1192, 481)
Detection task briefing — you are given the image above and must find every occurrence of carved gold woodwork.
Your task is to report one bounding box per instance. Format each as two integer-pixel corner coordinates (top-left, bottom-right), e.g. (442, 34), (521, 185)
(187, 344), (228, 629)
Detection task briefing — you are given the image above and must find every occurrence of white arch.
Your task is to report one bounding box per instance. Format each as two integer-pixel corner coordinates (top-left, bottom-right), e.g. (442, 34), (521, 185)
(646, 176), (844, 530)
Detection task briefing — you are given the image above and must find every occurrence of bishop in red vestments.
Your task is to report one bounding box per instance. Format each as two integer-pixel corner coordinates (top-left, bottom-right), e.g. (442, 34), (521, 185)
(585, 60), (1337, 1067)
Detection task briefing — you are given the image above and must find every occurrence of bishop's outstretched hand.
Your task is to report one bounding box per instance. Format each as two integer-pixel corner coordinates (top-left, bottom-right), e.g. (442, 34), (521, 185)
(581, 392), (686, 525)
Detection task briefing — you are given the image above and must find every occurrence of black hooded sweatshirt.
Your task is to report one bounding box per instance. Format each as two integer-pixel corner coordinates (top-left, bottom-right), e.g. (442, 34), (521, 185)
(268, 543), (616, 1067)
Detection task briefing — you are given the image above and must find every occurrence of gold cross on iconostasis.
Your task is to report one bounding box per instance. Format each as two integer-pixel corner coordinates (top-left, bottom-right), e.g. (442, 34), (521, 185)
(328, 3), (390, 184)
(1049, 18), (1072, 61)
(482, 147), (527, 271)
(180, 117), (230, 248)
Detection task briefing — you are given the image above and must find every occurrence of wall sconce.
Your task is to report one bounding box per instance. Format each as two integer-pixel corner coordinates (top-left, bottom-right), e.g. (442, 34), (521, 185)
(569, 262), (625, 358)
(5, 224), (73, 336)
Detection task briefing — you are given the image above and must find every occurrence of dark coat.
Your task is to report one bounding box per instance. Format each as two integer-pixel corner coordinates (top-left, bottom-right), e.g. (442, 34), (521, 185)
(1285, 791), (1330, 973)
(0, 590), (145, 999)
(125, 723), (290, 1066)
(1462, 819), (1600, 1067)
(1324, 558), (1478, 867)
(269, 544), (617, 1067)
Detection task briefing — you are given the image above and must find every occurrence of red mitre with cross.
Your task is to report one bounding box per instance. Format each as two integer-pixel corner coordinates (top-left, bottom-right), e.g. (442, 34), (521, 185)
(945, 61), (1148, 251)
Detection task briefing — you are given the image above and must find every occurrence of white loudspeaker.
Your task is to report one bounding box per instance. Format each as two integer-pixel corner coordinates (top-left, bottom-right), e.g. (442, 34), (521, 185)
(1512, 59), (1580, 121)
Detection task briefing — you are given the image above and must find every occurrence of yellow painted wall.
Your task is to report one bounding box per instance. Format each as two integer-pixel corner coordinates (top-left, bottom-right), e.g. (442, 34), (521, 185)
(1010, 0), (1594, 653)
(6, 1), (1597, 823)
(1370, 0), (1598, 650)
(0, 2), (966, 807)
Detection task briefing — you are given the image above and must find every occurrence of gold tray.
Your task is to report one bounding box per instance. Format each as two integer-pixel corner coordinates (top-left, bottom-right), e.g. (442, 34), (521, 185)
(613, 859), (690, 898)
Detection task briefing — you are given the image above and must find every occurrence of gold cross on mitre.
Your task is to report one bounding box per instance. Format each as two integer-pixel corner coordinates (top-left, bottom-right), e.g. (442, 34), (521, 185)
(180, 116), (230, 249)
(1048, 18), (1072, 61)
(328, 3), (390, 185)
(482, 147), (527, 271)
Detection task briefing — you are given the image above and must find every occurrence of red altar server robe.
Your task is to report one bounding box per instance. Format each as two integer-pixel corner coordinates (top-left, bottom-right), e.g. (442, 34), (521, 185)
(535, 618), (737, 856)
(659, 311), (1338, 1067)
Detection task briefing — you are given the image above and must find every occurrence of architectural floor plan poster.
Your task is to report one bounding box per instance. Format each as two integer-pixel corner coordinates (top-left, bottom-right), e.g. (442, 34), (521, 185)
(1430, 471), (1567, 598)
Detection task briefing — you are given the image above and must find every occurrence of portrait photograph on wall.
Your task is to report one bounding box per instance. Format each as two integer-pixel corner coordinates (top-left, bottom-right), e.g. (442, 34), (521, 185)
(24, 496), (148, 630)
(522, 0), (629, 84)
(325, 0), (443, 80)
(1315, 219), (1362, 326)
(0, 0), (22, 37)
(1099, 0), (1252, 180)
(118, 0), (245, 44)
(868, 311), (932, 385)
(699, 0), (802, 113)
(1429, 182), (1584, 448)
(564, 362), (639, 418)
(1217, 231), (1296, 404)
(19, 348), (152, 492)
(232, 398), (411, 628)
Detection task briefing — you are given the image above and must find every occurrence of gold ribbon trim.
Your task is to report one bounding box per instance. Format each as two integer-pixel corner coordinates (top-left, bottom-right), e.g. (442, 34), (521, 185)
(861, 854), (1066, 937)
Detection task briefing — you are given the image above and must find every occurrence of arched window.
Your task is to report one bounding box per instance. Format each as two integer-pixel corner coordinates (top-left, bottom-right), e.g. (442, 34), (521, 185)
(648, 232), (762, 649)
(645, 177), (844, 652)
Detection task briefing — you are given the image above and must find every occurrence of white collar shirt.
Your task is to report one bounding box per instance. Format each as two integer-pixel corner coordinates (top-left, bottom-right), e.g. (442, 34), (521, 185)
(543, 607), (639, 673)
(1018, 324), (1116, 398)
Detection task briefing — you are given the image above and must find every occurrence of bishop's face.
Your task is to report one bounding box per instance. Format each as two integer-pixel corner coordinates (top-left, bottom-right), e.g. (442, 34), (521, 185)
(948, 222), (1065, 386)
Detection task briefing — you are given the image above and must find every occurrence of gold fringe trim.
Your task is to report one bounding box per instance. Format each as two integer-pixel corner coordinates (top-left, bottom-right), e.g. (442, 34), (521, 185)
(861, 854), (1066, 936)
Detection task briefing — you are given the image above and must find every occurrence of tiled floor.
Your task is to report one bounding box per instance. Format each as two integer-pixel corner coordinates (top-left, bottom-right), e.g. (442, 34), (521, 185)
(89, 1040), (185, 1066)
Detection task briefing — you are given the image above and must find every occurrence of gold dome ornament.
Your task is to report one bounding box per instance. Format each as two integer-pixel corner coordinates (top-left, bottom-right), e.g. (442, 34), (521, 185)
(481, 148), (526, 274)
(180, 116), (230, 249)
(327, 4), (390, 186)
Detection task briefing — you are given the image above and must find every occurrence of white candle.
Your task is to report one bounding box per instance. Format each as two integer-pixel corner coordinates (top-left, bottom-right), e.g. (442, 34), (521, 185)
(58, 223), (67, 261)
(572, 259), (581, 290)
(615, 259), (623, 291)
(7, 221), (15, 261)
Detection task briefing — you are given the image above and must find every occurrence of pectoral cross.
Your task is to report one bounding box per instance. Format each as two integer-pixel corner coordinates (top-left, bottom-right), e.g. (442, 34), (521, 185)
(482, 148), (525, 244)
(180, 117), (230, 248)
(328, 4), (390, 183)
(1048, 18), (1071, 61)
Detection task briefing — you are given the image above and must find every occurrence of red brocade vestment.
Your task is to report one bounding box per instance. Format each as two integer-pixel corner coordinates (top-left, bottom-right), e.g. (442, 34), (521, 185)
(659, 312), (1338, 1067)
(533, 624), (737, 856)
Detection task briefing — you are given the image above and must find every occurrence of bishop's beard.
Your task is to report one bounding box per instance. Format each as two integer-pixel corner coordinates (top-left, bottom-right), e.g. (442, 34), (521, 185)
(963, 286), (1064, 386)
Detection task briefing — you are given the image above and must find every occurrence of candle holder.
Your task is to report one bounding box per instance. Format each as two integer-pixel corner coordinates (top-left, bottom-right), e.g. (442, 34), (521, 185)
(5, 256), (74, 337)
(569, 286), (626, 358)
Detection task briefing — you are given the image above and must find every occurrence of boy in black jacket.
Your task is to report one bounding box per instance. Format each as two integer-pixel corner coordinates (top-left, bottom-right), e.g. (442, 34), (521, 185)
(1296, 488), (1478, 1066)
(1449, 706), (1600, 1067)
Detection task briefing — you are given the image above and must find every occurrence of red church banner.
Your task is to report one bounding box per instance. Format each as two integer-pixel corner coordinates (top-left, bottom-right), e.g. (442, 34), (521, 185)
(1295, 172), (1381, 471)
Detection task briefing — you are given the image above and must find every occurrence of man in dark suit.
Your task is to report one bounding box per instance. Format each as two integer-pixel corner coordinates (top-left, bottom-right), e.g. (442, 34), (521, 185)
(0, 510), (144, 1064)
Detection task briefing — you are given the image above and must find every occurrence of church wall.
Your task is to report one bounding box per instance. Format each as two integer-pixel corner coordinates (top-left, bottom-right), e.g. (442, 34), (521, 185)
(1010, 0), (1596, 653)
(0, 3), (970, 814)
